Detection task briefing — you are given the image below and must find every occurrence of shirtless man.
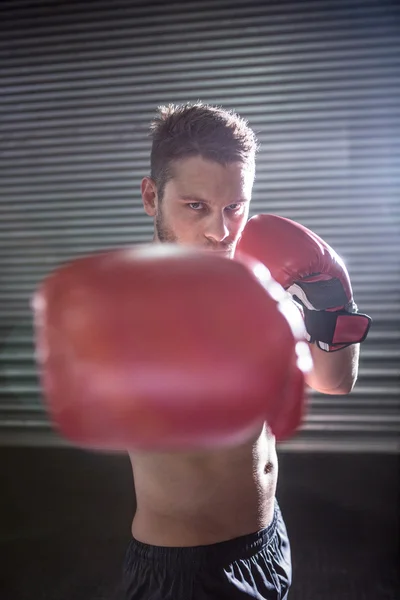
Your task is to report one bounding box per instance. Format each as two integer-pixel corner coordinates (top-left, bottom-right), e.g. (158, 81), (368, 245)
(34, 103), (370, 599)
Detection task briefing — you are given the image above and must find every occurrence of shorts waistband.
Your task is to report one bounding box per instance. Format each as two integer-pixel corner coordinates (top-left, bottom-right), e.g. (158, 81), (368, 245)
(126, 500), (280, 568)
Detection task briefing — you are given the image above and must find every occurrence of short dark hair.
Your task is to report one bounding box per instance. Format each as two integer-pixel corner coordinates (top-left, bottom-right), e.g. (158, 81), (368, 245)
(149, 102), (259, 199)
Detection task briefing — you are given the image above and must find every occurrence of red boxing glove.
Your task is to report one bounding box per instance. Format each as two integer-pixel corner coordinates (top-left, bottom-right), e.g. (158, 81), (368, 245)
(32, 245), (312, 451)
(236, 214), (371, 352)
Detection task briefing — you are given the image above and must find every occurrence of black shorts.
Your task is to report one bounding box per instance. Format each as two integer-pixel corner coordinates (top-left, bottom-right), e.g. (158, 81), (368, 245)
(117, 500), (291, 599)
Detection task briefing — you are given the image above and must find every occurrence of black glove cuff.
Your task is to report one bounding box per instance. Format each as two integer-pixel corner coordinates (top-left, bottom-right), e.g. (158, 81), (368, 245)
(304, 308), (372, 349)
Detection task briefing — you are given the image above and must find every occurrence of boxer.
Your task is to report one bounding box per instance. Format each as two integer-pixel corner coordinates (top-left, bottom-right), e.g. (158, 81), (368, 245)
(33, 103), (370, 599)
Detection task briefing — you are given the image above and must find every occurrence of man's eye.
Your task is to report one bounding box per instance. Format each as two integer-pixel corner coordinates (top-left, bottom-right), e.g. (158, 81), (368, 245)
(188, 202), (204, 211)
(226, 204), (242, 212)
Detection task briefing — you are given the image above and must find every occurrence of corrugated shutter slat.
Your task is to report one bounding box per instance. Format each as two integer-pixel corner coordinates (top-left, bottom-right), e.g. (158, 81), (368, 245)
(1, 0), (399, 451)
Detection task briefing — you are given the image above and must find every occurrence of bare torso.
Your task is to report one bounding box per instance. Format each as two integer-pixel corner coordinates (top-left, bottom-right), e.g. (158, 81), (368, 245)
(129, 423), (278, 546)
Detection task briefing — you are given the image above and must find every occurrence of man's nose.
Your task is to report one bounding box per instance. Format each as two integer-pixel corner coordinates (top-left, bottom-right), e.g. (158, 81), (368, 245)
(204, 213), (230, 243)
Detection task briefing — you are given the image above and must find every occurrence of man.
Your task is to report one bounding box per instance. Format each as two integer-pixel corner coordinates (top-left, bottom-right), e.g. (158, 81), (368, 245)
(119, 103), (361, 598)
(33, 102), (369, 599)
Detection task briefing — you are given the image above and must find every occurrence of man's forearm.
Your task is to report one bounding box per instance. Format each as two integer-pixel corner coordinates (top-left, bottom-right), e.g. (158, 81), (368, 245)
(305, 343), (360, 395)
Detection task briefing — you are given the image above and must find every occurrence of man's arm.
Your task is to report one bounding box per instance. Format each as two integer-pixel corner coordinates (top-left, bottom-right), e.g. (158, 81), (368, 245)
(236, 214), (371, 398)
(306, 343), (360, 395)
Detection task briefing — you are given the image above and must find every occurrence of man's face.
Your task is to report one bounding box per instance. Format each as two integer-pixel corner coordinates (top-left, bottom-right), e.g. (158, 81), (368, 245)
(141, 156), (253, 259)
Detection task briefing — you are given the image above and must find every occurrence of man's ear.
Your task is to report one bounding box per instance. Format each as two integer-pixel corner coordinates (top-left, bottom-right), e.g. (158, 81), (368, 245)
(141, 177), (158, 217)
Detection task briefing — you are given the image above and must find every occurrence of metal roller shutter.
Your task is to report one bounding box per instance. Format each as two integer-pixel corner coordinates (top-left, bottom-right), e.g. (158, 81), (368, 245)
(1, 0), (399, 452)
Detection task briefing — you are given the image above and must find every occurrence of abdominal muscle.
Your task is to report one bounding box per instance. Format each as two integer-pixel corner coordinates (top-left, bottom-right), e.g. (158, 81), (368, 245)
(129, 423), (278, 547)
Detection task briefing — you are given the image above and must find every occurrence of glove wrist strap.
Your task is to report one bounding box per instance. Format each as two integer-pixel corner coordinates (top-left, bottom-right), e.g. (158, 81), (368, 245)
(304, 308), (372, 352)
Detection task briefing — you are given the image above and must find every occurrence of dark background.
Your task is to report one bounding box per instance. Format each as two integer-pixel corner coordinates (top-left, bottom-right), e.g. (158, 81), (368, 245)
(1, 448), (399, 598)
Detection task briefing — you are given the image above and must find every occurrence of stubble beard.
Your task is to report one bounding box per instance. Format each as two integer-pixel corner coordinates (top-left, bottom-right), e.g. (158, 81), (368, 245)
(155, 205), (236, 258)
(155, 208), (178, 243)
